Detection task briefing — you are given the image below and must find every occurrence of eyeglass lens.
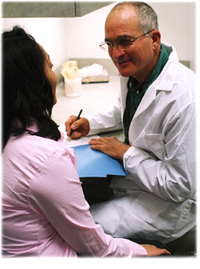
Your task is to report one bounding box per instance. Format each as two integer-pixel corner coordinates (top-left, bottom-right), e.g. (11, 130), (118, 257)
(100, 30), (153, 52)
(103, 38), (132, 51)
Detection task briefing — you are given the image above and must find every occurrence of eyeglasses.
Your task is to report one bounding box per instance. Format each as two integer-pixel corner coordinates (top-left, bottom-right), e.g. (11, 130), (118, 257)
(99, 30), (154, 52)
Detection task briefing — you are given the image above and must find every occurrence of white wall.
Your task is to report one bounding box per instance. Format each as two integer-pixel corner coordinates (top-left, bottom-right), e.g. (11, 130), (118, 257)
(2, 17), (71, 69)
(2, 1), (196, 72)
(149, 2), (196, 71)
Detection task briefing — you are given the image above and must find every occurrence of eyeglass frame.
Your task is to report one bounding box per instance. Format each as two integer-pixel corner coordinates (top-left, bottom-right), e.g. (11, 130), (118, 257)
(99, 30), (154, 52)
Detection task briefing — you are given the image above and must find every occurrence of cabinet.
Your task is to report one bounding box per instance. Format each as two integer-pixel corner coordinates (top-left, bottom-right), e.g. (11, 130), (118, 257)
(2, 1), (113, 18)
(75, 2), (113, 16)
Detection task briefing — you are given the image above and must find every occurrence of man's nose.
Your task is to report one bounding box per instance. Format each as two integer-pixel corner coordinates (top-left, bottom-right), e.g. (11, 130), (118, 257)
(110, 43), (126, 59)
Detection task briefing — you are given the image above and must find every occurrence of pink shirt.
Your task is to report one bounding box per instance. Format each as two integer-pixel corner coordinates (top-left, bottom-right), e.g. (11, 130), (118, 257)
(2, 120), (147, 257)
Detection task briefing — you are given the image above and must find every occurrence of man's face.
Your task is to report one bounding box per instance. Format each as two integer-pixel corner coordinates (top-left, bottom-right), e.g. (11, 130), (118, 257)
(105, 7), (156, 83)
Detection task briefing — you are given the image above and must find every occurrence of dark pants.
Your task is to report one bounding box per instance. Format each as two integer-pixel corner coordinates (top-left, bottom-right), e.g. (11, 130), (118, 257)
(81, 176), (113, 205)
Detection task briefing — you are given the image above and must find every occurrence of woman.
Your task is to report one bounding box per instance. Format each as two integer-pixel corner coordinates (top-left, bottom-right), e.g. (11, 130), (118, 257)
(2, 26), (170, 257)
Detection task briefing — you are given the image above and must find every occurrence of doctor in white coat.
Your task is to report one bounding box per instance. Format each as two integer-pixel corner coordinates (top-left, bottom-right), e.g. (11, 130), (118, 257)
(65, 2), (196, 245)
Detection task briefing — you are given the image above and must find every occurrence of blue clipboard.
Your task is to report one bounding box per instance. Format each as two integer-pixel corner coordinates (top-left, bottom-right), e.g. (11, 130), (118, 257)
(72, 144), (127, 178)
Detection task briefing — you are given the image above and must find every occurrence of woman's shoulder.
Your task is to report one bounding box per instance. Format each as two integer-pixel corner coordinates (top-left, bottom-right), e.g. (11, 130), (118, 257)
(3, 130), (76, 169)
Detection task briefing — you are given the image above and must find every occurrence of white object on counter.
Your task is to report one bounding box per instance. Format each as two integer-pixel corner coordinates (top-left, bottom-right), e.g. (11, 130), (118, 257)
(64, 77), (82, 97)
(79, 64), (109, 83)
(79, 63), (103, 74)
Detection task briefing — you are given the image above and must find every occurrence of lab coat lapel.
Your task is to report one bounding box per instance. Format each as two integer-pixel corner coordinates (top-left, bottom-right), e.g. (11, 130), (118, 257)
(120, 76), (129, 120)
(133, 46), (179, 119)
(128, 44), (179, 143)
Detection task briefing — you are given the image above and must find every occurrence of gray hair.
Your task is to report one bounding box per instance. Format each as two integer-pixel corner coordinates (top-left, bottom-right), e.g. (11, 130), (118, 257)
(109, 1), (159, 33)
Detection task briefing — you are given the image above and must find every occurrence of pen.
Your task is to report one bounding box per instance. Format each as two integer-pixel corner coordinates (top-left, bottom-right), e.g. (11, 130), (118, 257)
(70, 109), (83, 137)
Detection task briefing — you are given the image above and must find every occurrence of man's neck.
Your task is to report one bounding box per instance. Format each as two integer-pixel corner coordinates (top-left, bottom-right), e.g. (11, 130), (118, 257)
(133, 47), (161, 85)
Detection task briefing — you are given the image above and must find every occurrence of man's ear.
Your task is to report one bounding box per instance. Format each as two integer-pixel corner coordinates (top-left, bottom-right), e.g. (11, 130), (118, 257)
(151, 30), (161, 50)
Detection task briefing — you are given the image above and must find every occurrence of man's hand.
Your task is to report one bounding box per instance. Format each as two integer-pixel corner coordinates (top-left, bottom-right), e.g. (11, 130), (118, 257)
(89, 136), (130, 160)
(141, 244), (171, 257)
(65, 116), (90, 139)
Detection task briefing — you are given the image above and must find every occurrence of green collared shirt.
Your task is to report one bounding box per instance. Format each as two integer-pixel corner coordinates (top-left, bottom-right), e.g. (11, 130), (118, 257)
(123, 44), (169, 145)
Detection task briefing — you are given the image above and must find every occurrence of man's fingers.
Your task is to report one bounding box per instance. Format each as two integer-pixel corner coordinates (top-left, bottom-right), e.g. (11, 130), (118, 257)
(89, 138), (104, 144)
(65, 115), (77, 134)
(65, 117), (90, 138)
(66, 118), (82, 136)
(70, 131), (82, 139)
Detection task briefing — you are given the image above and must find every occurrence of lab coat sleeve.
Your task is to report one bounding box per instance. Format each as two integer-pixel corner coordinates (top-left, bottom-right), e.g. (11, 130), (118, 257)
(28, 148), (147, 257)
(86, 95), (123, 136)
(123, 100), (196, 203)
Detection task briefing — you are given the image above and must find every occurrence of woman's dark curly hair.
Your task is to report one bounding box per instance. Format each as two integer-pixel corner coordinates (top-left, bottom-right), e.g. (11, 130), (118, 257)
(2, 26), (61, 149)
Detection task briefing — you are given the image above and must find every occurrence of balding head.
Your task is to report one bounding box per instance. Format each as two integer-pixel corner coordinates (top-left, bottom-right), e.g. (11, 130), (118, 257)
(107, 2), (158, 33)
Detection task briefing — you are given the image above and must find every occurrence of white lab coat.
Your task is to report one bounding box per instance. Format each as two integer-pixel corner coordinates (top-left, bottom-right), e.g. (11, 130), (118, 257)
(86, 43), (196, 244)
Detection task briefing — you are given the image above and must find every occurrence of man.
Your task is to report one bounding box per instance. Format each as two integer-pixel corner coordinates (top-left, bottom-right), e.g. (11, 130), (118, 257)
(65, 2), (196, 245)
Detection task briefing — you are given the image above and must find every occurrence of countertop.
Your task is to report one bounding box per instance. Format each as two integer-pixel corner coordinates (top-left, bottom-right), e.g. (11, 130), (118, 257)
(52, 75), (124, 141)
